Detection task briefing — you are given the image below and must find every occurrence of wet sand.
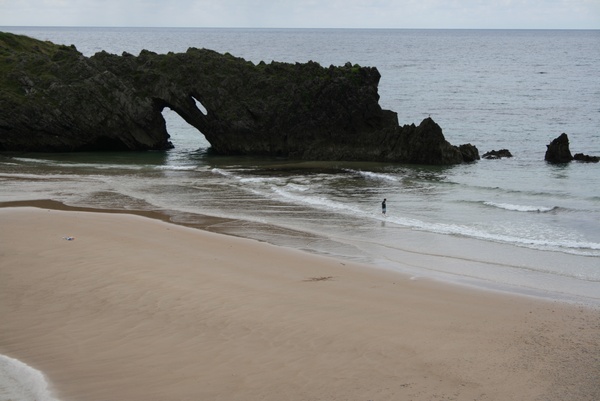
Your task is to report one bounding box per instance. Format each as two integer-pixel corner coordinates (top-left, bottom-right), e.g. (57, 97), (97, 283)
(1, 207), (599, 400)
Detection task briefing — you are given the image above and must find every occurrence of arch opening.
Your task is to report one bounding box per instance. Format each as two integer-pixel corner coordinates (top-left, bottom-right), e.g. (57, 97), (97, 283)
(161, 107), (210, 151)
(192, 95), (208, 116)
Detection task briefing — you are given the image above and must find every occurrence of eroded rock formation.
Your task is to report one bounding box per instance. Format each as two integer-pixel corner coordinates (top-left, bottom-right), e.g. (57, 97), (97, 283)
(545, 133), (599, 164)
(0, 32), (477, 164)
(545, 133), (573, 163)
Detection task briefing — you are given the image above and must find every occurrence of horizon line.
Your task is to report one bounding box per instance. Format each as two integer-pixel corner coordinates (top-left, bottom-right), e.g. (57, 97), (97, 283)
(1, 25), (598, 31)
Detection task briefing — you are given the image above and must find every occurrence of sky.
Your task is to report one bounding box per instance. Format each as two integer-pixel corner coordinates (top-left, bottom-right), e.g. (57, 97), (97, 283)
(0, 0), (599, 29)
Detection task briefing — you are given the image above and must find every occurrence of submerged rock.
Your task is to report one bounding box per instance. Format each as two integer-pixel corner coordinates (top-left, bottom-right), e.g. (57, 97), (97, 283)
(573, 153), (599, 163)
(482, 149), (513, 159)
(0, 32), (476, 165)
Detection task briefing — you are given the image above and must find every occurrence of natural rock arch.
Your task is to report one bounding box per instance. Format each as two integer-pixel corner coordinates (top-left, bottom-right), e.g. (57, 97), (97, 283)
(0, 32), (478, 165)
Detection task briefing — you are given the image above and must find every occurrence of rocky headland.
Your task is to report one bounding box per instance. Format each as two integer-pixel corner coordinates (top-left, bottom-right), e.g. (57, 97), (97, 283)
(0, 32), (477, 165)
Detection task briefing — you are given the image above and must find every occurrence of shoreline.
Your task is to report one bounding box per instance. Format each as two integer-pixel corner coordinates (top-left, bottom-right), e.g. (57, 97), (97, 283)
(2, 199), (598, 307)
(1, 205), (599, 400)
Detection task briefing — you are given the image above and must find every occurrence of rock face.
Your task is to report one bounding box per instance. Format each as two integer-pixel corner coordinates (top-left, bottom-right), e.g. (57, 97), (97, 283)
(545, 133), (573, 163)
(0, 32), (477, 164)
(0, 33), (171, 152)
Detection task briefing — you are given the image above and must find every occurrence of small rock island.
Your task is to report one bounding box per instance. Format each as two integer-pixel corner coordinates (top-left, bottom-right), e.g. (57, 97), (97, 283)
(0, 32), (478, 165)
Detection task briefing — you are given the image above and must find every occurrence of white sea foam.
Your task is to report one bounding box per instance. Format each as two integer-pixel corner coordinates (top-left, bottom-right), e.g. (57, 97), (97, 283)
(0, 172), (108, 183)
(271, 186), (365, 214)
(484, 201), (556, 213)
(239, 176), (281, 184)
(0, 354), (60, 401)
(156, 165), (198, 171)
(11, 157), (53, 164)
(211, 167), (234, 177)
(77, 163), (145, 171)
(386, 214), (600, 257)
(284, 182), (310, 192)
(345, 169), (400, 182)
(10, 159), (148, 172)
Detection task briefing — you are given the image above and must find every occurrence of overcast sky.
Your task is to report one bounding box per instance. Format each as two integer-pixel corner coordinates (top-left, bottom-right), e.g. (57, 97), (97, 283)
(1, 0), (599, 29)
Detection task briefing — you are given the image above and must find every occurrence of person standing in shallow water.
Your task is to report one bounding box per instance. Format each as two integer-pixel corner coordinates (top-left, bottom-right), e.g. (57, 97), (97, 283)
(382, 198), (387, 215)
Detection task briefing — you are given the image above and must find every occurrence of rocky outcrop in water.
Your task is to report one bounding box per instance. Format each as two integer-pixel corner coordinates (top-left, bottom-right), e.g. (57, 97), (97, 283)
(545, 133), (573, 163)
(482, 149), (513, 159)
(573, 153), (599, 163)
(545, 133), (599, 164)
(0, 32), (477, 165)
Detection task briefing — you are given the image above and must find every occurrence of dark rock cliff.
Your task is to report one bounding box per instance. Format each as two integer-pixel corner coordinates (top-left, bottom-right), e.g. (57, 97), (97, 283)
(0, 32), (477, 164)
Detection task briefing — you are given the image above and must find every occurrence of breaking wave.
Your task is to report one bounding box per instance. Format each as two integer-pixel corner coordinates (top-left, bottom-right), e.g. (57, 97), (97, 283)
(484, 201), (557, 213)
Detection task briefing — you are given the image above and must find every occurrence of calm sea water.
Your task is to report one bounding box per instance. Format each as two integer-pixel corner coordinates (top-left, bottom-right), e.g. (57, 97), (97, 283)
(1, 26), (599, 401)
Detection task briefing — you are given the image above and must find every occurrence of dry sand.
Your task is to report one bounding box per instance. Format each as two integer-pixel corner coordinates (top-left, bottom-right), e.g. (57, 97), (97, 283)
(1, 207), (599, 401)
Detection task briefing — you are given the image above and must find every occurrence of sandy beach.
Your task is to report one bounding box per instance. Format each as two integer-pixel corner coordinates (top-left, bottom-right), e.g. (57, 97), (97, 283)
(1, 206), (598, 401)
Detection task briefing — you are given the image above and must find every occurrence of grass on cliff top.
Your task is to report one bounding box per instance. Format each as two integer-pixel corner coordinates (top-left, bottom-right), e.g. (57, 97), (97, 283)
(0, 31), (80, 96)
(0, 31), (59, 56)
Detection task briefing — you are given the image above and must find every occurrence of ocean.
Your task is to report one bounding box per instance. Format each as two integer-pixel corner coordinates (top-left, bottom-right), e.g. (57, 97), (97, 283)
(1, 26), (599, 401)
